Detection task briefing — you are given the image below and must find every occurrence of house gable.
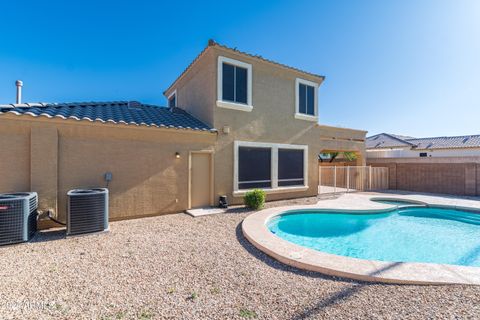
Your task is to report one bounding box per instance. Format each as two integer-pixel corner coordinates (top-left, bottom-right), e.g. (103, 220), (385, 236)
(163, 40), (326, 130)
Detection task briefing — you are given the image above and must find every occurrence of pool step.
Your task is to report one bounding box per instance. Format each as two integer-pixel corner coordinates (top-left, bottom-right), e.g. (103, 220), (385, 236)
(399, 208), (480, 225)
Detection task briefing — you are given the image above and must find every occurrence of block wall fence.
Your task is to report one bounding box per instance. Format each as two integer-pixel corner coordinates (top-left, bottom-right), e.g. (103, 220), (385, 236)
(368, 157), (480, 196)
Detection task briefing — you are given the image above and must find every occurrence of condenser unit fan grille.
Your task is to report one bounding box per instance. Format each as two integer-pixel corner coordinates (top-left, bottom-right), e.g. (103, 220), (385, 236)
(29, 196), (37, 214)
(27, 210), (37, 239)
(68, 192), (107, 235)
(0, 200), (24, 245)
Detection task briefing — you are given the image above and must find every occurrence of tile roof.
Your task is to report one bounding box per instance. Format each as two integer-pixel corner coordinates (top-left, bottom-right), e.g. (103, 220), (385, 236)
(164, 39), (325, 95)
(366, 133), (415, 149)
(408, 135), (480, 150)
(211, 40), (325, 79)
(0, 101), (215, 132)
(367, 133), (480, 150)
(388, 133), (416, 140)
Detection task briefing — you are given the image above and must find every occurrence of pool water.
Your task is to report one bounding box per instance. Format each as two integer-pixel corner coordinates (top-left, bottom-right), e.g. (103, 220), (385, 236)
(268, 207), (480, 267)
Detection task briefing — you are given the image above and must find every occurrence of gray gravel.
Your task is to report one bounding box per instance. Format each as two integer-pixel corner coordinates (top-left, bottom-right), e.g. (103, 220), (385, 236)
(1, 196), (480, 319)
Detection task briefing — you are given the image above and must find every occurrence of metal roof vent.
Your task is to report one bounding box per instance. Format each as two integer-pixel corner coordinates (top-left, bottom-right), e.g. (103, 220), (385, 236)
(15, 80), (23, 104)
(0, 192), (38, 246)
(67, 188), (109, 236)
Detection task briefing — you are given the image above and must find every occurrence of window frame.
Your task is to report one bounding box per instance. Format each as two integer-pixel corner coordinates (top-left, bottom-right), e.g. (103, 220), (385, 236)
(167, 90), (177, 108)
(233, 141), (309, 195)
(217, 56), (253, 112)
(295, 78), (319, 122)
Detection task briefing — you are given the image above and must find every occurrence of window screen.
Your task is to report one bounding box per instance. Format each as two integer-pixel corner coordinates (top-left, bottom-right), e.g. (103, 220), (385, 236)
(235, 66), (247, 104)
(168, 95), (176, 108)
(238, 147), (271, 189)
(299, 84), (306, 114)
(306, 86), (315, 115)
(298, 83), (315, 116)
(278, 149), (304, 186)
(222, 63), (235, 102)
(222, 63), (248, 104)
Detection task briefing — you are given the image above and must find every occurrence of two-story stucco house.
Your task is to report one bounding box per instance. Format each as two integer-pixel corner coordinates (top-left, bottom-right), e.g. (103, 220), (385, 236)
(0, 40), (366, 227)
(163, 40), (366, 208)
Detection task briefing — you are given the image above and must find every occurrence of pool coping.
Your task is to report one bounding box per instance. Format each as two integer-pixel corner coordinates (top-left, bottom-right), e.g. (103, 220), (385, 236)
(242, 193), (480, 285)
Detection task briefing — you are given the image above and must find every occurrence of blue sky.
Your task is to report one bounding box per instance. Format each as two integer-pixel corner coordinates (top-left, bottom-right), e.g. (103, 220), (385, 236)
(0, 0), (479, 137)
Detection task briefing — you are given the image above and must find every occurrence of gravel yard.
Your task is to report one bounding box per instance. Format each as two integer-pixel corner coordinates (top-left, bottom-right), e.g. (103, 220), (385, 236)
(1, 196), (480, 319)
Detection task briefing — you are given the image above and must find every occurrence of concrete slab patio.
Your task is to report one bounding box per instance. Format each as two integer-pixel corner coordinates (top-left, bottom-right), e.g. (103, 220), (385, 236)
(185, 207), (226, 217)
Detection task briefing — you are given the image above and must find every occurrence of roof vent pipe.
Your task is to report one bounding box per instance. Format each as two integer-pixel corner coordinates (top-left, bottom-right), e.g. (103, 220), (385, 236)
(15, 80), (23, 104)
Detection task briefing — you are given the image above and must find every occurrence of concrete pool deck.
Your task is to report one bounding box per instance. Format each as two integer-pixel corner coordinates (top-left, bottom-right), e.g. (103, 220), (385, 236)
(242, 192), (480, 285)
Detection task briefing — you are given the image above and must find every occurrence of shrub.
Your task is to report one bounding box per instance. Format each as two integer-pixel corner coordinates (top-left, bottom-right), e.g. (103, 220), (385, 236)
(239, 308), (258, 318)
(244, 189), (266, 210)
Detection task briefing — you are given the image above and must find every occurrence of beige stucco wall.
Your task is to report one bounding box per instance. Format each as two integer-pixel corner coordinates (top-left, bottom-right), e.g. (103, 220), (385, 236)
(0, 121), (31, 192)
(213, 124), (365, 204)
(0, 115), (216, 224)
(31, 126), (58, 212)
(166, 46), (367, 205)
(166, 49), (216, 127)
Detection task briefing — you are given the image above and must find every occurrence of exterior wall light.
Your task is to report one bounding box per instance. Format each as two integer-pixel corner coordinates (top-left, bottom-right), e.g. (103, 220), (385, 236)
(175, 152), (180, 159)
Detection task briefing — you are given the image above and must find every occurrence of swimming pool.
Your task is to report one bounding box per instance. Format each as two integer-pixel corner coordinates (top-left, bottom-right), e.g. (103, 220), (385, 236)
(268, 206), (480, 267)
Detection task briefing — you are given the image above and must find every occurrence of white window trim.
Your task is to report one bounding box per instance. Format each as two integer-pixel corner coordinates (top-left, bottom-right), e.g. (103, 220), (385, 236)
(167, 89), (177, 108)
(233, 141), (309, 196)
(217, 56), (253, 112)
(295, 78), (319, 122)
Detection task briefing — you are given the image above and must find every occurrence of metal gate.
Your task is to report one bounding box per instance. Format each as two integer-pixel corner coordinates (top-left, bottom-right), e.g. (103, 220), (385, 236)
(319, 166), (389, 194)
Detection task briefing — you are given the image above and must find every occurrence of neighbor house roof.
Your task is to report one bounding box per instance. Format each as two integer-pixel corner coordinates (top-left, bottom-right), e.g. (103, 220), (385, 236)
(408, 135), (480, 150)
(366, 133), (416, 149)
(0, 101), (214, 132)
(367, 133), (480, 150)
(164, 39), (325, 95)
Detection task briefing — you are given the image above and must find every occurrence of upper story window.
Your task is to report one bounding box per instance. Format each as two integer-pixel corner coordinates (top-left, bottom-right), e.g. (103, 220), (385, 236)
(168, 90), (176, 108)
(295, 78), (319, 121)
(217, 56), (253, 112)
(222, 63), (248, 104)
